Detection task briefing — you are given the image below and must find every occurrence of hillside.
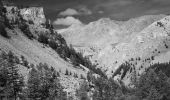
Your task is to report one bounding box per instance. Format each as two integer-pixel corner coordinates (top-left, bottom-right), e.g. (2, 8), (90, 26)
(0, 5), (87, 98)
(1, 0), (170, 100)
(58, 14), (170, 86)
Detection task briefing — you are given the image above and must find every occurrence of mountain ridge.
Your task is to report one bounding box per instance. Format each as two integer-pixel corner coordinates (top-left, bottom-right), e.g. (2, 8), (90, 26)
(58, 14), (170, 85)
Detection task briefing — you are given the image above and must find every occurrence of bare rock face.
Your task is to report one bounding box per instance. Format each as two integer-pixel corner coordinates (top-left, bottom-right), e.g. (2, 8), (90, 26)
(5, 6), (46, 26)
(20, 7), (46, 25)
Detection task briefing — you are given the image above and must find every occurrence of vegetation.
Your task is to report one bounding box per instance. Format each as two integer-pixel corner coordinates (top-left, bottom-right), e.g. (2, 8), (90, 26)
(113, 62), (131, 79)
(19, 19), (34, 39)
(0, 24), (9, 38)
(37, 21), (106, 78)
(1, 4), (105, 79)
(27, 63), (66, 100)
(135, 69), (170, 100)
(76, 81), (90, 100)
(0, 51), (66, 100)
(65, 69), (69, 75)
(77, 62), (170, 100)
(4, 15), (13, 29)
(0, 7), (11, 38)
(38, 33), (49, 44)
(2, 5), (170, 100)
(78, 72), (130, 100)
(157, 22), (164, 27)
(0, 51), (24, 100)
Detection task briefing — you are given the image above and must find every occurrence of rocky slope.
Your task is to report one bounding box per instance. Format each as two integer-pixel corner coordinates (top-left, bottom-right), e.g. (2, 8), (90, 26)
(0, 5), (86, 98)
(58, 14), (170, 86)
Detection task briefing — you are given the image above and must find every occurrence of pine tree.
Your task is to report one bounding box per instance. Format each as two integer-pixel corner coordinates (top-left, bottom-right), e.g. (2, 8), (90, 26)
(69, 71), (72, 75)
(0, 51), (24, 100)
(147, 87), (160, 100)
(0, 24), (9, 38)
(7, 63), (24, 100)
(38, 33), (49, 44)
(27, 67), (41, 99)
(65, 69), (69, 75)
(135, 69), (170, 100)
(27, 64), (66, 100)
(0, 59), (9, 99)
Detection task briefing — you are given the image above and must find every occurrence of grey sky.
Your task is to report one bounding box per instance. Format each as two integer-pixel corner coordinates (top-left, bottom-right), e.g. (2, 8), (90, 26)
(13, 0), (170, 26)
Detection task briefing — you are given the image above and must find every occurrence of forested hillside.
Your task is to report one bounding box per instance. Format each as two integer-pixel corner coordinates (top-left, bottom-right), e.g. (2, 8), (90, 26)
(0, 0), (170, 100)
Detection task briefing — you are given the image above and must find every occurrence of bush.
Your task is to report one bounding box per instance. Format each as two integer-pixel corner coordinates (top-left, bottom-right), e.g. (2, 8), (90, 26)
(38, 33), (49, 44)
(65, 69), (69, 75)
(28, 20), (34, 24)
(4, 15), (13, 29)
(0, 24), (10, 38)
(19, 22), (34, 39)
(49, 39), (58, 49)
(113, 62), (131, 79)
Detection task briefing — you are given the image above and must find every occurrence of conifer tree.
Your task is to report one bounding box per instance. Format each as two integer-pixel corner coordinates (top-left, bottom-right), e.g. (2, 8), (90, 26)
(27, 67), (41, 99)
(27, 64), (66, 100)
(65, 69), (69, 75)
(0, 51), (24, 100)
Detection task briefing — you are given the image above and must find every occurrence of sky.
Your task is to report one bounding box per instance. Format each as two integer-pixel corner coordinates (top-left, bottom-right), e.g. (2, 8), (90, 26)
(12, 0), (170, 28)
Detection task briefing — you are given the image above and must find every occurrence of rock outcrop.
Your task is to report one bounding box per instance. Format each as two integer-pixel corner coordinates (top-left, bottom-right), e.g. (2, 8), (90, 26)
(20, 7), (46, 25)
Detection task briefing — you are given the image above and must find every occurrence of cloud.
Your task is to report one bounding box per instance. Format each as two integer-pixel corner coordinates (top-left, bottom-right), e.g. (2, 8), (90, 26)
(98, 11), (104, 14)
(53, 16), (82, 26)
(59, 6), (92, 16)
(59, 8), (79, 16)
(77, 5), (92, 15)
(14, 0), (170, 22)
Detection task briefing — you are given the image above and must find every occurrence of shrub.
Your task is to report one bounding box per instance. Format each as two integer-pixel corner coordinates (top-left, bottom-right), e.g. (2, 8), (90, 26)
(113, 62), (131, 79)
(65, 69), (69, 75)
(0, 24), (10, 38)
(165, 43), (168, 48)
(151, 56), (154, 60)
(38, 33), (49, 44)
(19, 22), (34, 39)
(28, 20), (34, 24)
(157, 22), (164, 27)
(4, 15), (13, 29)
(48, 39), (58, 49)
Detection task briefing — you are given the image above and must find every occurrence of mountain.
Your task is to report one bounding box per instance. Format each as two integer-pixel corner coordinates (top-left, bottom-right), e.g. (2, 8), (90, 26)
(57, 14), (170, 86)
(0, 5), (87, 98)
